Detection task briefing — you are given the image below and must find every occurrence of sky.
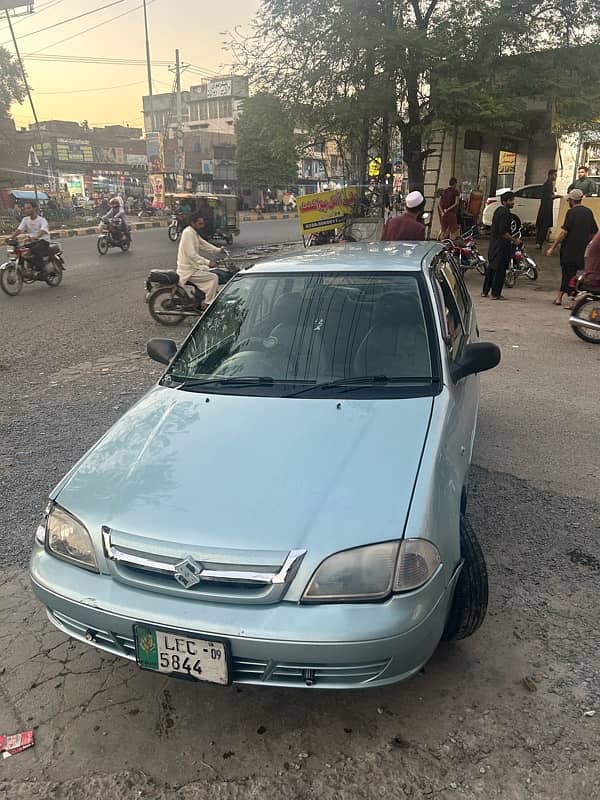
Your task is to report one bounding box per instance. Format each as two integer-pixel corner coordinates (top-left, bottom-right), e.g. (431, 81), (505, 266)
(2, 0), (261, 130)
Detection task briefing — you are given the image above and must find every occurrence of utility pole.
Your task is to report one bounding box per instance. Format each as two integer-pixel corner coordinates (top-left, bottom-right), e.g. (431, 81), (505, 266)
(5, 8), (41, 200)
(170, 48), (187, 191)
(142, 0), (154, 131)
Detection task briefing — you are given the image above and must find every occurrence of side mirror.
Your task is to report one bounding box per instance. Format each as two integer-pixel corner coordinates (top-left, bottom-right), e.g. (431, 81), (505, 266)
(450, 342), (500, 382)
(147, 338), (177, 365)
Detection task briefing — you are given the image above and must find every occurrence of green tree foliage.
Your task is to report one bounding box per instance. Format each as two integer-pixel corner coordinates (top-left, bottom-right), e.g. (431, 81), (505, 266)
(0, 46), (26, 119)
(229, 0), (600, 189)
(234, 93), (300, 190)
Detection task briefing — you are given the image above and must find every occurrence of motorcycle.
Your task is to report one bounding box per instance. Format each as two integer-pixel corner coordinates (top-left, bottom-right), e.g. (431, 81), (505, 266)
(0, 236), (65, 297)
(138, 205), (157, 218)
(504, 230), (538, 288)
(569, 279), (600, 344)
(167, 213), (181, 243)
(145, 250), (241, 326)
(97, 219), (131, 255)
(442, 225), (487, 275)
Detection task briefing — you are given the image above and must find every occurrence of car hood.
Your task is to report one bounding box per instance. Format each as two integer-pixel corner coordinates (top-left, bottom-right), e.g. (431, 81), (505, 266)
(53, 386), (433, 557)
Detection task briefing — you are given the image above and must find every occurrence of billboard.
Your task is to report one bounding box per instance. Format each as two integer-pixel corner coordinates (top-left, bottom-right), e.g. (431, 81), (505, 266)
(149, 173), (165, 208)
(207, 79), (232, 98)
(146, 132), (165, 173)
(297, 187), (359, 235)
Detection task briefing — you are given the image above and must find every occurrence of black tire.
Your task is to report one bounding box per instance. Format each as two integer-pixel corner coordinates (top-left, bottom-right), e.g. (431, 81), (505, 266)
(148, 286), (187, 326)
(225, 234), (234, 246)
(504, 267), (516, 288)
(168, 225), (179, 242)
(526, 265), (538, 281)
(571, 296), (600, 344)
(97, 236), (109, 256)
(45, 257), (63, 287)
(120, 239), (131, 252)
(0, 265), (23, 296)
(442, 515), (488, 641)
(476, 258), (487, 276)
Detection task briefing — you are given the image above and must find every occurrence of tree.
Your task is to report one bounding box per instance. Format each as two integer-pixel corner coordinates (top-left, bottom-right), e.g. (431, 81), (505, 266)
(0, 46), (26, 120)
(235, 93), (300, 190)
(228, 0), (600, 189)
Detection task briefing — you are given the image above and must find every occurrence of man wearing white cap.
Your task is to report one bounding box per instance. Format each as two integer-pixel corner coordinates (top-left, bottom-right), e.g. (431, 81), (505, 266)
(382, 190), (426, 241)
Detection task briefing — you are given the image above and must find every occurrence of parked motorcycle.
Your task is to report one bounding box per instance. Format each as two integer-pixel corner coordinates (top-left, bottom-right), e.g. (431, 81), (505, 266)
(0, 237), (65, 297)
(442, 225), (487, 275)
(145, 250), (240, 325)
(138, 206), (158, 218)
(569, 280), (600, 344)
(97, 219), (131, 255)
(504, 230), (538, 288)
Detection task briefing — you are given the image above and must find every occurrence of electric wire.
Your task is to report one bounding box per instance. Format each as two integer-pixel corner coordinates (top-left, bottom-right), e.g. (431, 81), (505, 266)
(0, 0), (125, 47)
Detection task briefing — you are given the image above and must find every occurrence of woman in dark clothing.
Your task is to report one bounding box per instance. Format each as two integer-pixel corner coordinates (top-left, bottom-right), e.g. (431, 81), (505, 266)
(535, 169), (558, 249)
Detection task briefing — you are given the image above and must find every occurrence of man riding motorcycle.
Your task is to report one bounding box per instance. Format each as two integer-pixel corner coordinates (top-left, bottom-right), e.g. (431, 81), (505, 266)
(10, 200), (51, 272)
(176, 211), (225, 306)
(101, 197), (130, 243)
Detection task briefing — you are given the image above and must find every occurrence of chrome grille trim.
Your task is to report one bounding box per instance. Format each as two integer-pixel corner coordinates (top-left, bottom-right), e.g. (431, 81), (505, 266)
(102, 527), (306, 587)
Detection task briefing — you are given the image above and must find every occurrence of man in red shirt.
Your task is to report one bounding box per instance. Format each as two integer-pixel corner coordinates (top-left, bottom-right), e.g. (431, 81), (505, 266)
(583, 230), (600, 291)
(382, 191), (426, 241)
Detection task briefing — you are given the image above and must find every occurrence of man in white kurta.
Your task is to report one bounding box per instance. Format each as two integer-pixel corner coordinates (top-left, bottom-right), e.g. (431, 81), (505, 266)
(176, 213), (224, 304)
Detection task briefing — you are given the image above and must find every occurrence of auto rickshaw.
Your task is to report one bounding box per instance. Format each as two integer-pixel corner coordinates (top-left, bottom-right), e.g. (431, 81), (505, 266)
(166, 192), (240, 245)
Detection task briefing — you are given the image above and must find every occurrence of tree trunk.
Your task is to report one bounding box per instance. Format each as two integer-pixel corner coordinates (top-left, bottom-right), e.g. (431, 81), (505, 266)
(403, 127), (425, 192)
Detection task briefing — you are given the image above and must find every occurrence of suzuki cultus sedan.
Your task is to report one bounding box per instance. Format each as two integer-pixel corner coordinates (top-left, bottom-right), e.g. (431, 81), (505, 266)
(31, 242), (500, 689)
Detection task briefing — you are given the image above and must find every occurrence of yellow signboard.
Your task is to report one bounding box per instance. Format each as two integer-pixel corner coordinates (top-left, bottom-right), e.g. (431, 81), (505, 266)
(297, 187), (359, 235)
(498, 150), (517, 175)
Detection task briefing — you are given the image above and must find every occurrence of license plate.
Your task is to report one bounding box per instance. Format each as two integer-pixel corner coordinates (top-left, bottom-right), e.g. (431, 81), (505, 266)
(134, 625), (229, 685)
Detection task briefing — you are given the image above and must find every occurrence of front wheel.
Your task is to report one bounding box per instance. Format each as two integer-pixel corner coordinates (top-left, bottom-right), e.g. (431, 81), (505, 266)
(0, 264), (23, 296)
(571, 296), (600, 343)
(97, 236), (109, 256)
(442, 515), (488, 641)
(504, 267), (516, 288)
(476, 257), (487, 276)
(225, 234), (234, 246)
(148, 286), (188, 325)
(525, 263), (538, 281)
(120, 239), (131, 252)
(168, 224), (179, 242)
(45, 257), (63, 287)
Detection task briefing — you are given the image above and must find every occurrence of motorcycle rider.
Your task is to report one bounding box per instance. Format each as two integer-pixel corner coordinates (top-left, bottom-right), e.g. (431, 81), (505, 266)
(11, 200), (51, 272)
(101, 197), (130, 243)
(176, 211), (225, 307)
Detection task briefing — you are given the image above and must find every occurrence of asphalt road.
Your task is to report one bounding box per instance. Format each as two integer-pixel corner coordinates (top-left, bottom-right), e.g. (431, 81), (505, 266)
(1, 229), (599, 799)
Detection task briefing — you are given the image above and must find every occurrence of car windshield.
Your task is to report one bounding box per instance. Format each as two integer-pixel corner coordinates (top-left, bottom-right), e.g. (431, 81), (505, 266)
(166, 271), (437, 396)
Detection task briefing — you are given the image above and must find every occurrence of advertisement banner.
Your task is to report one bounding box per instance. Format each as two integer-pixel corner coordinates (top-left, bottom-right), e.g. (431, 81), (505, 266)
(498, 150), (517, 174)
(126, 153), (148, 166)
(146, 132), (165, 173)
(297, 187), (359, 235)
(149, 173), (165, 208)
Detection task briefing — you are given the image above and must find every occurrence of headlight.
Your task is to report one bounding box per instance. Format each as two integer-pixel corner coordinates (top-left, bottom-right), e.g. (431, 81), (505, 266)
(393, 539), (440, 592)
(303, 542), (399, 602)
(46, 505), (98, 572)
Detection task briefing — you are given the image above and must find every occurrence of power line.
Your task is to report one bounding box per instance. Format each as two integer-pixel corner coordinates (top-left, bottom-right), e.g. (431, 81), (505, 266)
(35, 80), (146, 95)
(23, 53), (174, 65)
(0, 0), (67, 30)
(0, 0), (125, 47)
(32, 0), (158, 55)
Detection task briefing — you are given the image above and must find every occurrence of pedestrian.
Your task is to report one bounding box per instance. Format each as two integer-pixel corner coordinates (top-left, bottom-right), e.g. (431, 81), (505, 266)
(439, 177), (460, 239)
(581, 230), (600, 292)
(481, 191), (521, 300)
(568, 165), (596, 197)
(176, 211), (226, 307)
(381, 191), (426, 241)
(535, 168), (558, 249)
(547, 188), (598, 306)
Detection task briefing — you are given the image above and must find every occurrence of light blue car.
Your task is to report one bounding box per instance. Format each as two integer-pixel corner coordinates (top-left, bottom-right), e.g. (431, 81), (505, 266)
(30, 242), (500, 689)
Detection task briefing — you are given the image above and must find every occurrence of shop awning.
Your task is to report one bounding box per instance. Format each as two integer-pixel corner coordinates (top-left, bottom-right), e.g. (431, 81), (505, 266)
(10, 190), (49, 201)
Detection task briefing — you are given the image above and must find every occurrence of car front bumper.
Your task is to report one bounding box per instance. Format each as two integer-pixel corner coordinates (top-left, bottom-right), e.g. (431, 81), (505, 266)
(30, 544), (461, 689)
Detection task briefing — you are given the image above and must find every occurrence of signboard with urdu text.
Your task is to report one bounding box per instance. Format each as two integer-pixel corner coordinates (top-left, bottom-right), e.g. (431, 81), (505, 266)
(149, 174), (165, 208)
(146, 132), (165, 173)
(297, 187), (359, 235)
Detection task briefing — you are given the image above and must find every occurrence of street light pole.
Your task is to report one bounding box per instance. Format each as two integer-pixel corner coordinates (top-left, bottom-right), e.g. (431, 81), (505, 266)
(142, 0), (154, 130)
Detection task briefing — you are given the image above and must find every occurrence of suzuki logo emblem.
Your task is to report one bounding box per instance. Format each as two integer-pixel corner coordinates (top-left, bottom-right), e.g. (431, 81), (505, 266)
(173, 556), (204, 589)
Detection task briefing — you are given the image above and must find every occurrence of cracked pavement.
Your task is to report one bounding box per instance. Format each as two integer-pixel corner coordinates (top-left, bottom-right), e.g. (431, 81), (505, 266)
(1, 232), (599, 798)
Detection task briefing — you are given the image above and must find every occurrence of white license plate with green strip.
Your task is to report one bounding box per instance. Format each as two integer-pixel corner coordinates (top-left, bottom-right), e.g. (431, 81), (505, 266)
(134, 625), (229, 684)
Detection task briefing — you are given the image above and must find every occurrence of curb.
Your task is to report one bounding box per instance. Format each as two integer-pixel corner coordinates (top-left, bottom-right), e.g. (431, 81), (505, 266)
(240, 213), (297, 222)
(1, 218), (169, 244)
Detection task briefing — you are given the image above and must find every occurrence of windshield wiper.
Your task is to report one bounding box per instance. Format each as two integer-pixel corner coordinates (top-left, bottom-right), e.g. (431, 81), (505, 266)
(285, 375), (438, 397)
(167, 375), (276, 391)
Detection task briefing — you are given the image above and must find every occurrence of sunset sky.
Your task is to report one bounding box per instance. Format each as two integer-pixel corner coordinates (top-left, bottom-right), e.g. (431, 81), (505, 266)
(3, 0), (260, 130)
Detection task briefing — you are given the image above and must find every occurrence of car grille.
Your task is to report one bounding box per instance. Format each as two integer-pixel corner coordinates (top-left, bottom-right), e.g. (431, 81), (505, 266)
(47, 609), (389, 687)
(102, 526), (306, 605)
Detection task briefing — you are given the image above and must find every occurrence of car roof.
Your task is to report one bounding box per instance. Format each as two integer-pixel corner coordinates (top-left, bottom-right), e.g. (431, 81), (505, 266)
(248, 242), (444, 274)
